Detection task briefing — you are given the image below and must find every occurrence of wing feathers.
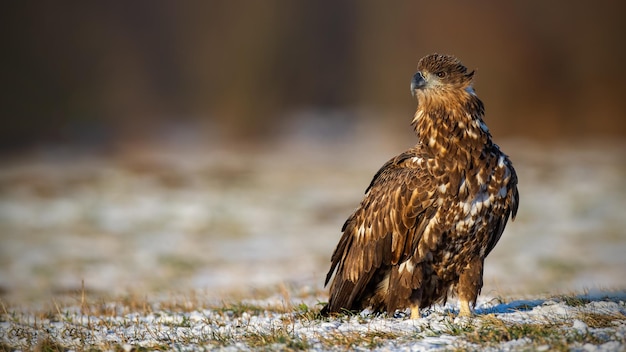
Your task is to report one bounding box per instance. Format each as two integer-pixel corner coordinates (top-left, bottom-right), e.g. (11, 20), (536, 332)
(324, 151), (433, 313)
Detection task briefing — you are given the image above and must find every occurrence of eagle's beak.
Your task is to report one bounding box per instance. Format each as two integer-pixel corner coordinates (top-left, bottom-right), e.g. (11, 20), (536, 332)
(410, 72), (426, 96)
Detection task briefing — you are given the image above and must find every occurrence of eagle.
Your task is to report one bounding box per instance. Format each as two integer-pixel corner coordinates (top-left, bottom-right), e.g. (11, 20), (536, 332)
(322, 54), (519, 318)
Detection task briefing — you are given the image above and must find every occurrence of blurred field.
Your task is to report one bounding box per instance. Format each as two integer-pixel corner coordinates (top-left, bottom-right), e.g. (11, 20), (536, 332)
(1, 130), (625, 305)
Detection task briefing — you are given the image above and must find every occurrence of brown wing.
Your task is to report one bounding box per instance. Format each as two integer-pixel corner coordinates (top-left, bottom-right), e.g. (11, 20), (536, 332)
(323, 150), (437, 313)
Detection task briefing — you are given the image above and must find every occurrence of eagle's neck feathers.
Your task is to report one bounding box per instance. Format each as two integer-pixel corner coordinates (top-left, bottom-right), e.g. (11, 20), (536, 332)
(412, 88), (491, 163)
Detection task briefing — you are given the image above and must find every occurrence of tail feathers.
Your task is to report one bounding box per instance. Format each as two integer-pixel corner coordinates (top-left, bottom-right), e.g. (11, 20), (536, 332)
(320, 303), (330, 316)
(321, 278), (356, 316)
(320, 302), (360, 316)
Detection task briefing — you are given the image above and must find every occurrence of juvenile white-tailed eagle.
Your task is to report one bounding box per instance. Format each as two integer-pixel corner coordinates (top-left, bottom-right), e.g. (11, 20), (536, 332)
(322, 54), (519, 318)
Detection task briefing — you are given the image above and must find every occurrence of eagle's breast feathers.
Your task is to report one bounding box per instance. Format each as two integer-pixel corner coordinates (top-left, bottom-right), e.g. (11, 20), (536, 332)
(323, 54), (519, 317)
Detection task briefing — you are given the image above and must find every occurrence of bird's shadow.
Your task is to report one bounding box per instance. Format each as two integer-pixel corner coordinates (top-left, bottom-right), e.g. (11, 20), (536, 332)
(472, 290), (626, 316)
(474, 299), (546, 315)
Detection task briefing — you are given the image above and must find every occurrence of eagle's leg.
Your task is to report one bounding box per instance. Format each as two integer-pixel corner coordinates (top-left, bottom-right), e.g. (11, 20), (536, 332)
(410, 305), (421, 319)
(459, 299), (472, 317)
(458, 258), (484, 317)
(409, 288), (423, 319)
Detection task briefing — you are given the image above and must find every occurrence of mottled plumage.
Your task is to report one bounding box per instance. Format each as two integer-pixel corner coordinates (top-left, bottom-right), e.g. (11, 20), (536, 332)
(322, 54), (519, 318)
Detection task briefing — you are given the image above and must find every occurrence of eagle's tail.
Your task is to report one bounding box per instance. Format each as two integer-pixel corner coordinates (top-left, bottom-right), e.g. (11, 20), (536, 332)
(319, 303), (330, 316)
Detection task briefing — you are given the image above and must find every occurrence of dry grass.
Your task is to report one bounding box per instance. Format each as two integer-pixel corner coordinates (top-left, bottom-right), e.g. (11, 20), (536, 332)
(464, 316), (572, 351)
(3, 290), (624, 351)
(580, 311), (626, 329)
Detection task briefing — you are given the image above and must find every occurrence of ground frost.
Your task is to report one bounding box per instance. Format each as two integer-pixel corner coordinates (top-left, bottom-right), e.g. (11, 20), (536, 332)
(1, 293), (624, 351)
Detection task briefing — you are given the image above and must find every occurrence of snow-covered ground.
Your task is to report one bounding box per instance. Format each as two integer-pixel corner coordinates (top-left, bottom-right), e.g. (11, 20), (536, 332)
(2, 291), (625, 351)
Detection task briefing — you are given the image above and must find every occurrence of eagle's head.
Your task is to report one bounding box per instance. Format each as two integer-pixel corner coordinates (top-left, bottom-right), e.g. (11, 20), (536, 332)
(410, 54), (475, 97)
(409, 54), (489, 147)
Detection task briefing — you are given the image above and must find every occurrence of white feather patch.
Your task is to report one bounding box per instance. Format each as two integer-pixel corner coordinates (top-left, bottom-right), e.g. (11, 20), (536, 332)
(497, 155), (506, 167)
(399, 260), (414, 273)
(377, 273), (390, 292)
(412, 109), (424, 124)
(357, 224), (365, 240)
(466, 129), (479, 139)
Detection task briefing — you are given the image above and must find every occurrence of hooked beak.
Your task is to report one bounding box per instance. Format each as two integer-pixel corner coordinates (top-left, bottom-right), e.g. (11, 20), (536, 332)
(410, 72), (426, 96)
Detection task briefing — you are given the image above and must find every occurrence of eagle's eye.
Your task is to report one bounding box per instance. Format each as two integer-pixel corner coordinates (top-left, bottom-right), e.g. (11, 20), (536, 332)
(436, 71), (447, 78)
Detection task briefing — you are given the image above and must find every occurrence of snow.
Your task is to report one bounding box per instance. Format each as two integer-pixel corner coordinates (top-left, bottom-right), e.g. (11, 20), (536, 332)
(1, 293), (625, 350)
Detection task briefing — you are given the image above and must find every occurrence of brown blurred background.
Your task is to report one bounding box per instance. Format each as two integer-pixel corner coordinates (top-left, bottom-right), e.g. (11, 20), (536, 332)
(2, 1), (625, 152)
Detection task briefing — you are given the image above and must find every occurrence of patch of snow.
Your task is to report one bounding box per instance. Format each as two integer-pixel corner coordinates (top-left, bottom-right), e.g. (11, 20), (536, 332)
(2, 293), (625, 351)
